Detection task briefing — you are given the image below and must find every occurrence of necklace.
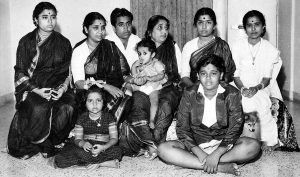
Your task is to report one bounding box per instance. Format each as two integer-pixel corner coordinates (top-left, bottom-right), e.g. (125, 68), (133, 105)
(89, 113), (102, 127)
(247, 40), (261, 65)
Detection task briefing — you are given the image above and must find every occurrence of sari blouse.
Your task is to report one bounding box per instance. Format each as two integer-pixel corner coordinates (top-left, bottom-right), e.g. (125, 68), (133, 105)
(176, 83), (244, 151)
(14, 28), (72, 103)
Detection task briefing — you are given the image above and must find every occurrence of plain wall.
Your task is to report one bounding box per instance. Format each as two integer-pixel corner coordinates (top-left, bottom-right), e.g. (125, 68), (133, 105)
(294, 0), (300, 97)
(0, 0), (130, 104)
(0, 0), (13, 105)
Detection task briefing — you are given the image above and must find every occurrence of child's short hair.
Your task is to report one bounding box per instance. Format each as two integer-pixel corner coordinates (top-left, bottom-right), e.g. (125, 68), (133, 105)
(136, 39), (156, 54)
(195, 54), (225, 74)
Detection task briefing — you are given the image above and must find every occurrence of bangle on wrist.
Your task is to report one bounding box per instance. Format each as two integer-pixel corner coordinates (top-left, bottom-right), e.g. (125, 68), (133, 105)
(240, 87), (246, 93)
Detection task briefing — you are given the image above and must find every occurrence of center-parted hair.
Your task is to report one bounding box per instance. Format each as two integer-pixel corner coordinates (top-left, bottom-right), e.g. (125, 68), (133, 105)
(193, 7), (217, 26)
(136, 38), (157, 54)
(195, 54), (225, 74)
(110, 8), (133, 27)
(85, 85), (106, 105)
(144, 15), (170, 40)
(82, 12), (106, 36)
(242, 10), (266, 37)
(32, 1), (57, 26)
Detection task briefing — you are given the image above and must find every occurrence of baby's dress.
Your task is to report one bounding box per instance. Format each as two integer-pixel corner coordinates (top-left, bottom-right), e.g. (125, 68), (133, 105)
(133, 59), (167, 95)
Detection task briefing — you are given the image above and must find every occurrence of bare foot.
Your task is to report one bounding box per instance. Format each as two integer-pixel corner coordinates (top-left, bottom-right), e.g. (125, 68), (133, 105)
(99, 159), (120, 168)
(217, 163), (241, 176)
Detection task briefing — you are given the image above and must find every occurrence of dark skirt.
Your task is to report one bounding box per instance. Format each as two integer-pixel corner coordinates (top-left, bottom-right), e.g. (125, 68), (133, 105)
(7, 90), (76, 158)
(119, 84), (181, 156)
(54, 140), (122, 168)
(271, 97), (300, 151)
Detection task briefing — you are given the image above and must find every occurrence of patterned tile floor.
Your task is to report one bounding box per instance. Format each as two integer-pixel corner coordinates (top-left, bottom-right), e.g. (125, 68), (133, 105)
(0, 100), (299, 177)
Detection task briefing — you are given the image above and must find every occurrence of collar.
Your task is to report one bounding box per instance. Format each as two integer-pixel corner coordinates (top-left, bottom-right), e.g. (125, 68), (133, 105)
(197, 84), (225, 95)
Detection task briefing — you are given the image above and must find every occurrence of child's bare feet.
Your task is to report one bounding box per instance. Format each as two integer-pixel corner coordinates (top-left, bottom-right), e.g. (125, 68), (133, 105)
(99, 159), (120, 168)
(217, 163), (241, 176)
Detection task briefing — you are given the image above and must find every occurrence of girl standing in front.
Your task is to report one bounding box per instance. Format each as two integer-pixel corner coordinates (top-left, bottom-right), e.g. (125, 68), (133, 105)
(54, 86), (122, 169)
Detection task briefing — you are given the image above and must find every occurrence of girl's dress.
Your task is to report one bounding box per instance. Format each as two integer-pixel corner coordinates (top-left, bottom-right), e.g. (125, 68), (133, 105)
(54, 111), (122, 168)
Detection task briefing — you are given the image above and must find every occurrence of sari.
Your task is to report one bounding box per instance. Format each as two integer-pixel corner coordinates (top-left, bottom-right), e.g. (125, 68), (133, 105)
(119, 37), (181, 156)
(7, 29), (76, 159)
(271, 98), (300, 151)
(73, 39), (131, 122)
(189, 36), (236, 83)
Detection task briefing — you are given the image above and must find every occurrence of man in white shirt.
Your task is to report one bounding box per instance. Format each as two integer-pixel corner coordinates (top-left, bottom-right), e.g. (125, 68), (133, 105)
(106, 8), (141, 68)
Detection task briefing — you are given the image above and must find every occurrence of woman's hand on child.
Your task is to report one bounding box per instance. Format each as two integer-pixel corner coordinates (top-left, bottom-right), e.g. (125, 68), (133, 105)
(91, 144), (106, 157)
(82, 142), (93, 152)
(103, 84), (124, 99)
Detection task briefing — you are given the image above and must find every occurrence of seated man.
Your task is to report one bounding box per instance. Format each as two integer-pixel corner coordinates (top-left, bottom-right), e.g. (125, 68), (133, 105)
(106, 8), (141, 68)
(158, 54), (261, 176)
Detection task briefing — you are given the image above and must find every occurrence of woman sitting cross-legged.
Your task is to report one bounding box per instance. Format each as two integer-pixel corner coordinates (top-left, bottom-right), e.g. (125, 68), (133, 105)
(158, 54), (261, 176)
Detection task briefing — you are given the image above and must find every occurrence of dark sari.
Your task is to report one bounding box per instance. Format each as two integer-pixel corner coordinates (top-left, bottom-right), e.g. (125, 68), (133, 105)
(189, 36), (236, 83)
(74, 39), (131, 121)
(270, 98), (300, 151)
(7, 29), (76, 159)
(119, 37), (181, 156)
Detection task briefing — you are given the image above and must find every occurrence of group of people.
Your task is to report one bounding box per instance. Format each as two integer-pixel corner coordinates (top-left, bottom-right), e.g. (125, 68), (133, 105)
(7, 1), (299, 176)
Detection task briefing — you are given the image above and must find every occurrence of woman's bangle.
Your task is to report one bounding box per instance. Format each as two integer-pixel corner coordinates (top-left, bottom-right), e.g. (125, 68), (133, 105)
(58, 84), (68, 93)
(240, 87), (246, 93)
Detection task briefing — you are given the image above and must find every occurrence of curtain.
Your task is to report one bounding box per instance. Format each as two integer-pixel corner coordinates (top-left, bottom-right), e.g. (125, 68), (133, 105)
(130, 0), (212, 49)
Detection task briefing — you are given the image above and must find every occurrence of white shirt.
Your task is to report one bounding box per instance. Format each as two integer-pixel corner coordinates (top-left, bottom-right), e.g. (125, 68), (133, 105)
(106, 33), (141, 68)
(71, 42), (90, 83)
(181, 37), (199, 78)
(173, 43), (182, 75)
(198, 84), (225, 128)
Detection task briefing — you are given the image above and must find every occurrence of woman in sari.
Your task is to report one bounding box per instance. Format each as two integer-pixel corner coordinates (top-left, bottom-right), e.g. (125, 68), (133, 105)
(181, 7), (236, 87)
(7, 2), (76, 159)
(231, 10), (299, 151)
(71, 12), (132, 115)
(119, 15), (182, 158)
(67, 12), (132, 166)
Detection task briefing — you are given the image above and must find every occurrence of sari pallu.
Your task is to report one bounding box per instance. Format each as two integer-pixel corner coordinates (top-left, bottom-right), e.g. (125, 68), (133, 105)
(189, 36), (236, 84)
(8, 29), (75, 158)
(74, 39), (131, 122)
(270, 97), (300, 151)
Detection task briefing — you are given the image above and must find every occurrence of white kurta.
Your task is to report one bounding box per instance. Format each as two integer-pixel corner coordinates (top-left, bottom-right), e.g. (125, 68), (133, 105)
(232, 37), (280, 146)
(106, 33), (141, 68)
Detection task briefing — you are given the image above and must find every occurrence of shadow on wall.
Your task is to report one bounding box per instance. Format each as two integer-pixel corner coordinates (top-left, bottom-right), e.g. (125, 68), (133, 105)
(277, 66), (286, 92)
